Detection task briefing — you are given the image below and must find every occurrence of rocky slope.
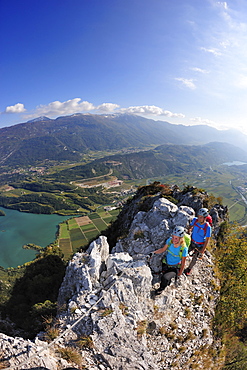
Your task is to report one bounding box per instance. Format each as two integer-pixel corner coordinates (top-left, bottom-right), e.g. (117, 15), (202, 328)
(0, 189), (227, 369)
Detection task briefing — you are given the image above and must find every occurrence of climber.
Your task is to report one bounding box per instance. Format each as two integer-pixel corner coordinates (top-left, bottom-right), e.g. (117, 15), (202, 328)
(152, 226), (188, 295)
(184, 208), (212, 276)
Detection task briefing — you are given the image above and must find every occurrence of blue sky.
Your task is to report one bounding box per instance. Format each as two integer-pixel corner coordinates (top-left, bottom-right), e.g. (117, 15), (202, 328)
(1, 0), (247, 134)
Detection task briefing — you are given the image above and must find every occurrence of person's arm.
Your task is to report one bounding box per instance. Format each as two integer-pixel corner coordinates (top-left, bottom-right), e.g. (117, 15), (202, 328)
(178, 256), (186, 276)
(201, 237), (210, 254)
(188, 225), (193, 233)
(153, 243), (168, 254)
(188, 219), (195, 234)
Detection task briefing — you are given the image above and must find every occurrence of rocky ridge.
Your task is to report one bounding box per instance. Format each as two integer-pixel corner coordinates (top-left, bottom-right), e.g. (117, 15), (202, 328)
(0, 189), (227, 369)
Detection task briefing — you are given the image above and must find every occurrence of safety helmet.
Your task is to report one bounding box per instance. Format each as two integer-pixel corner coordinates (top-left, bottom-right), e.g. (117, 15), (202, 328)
(198, 208), (209, 217)
(172, 226), (185, 238)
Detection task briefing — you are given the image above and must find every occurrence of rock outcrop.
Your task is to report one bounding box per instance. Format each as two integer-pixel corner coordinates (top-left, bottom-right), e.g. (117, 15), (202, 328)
(0, 190), (227, 369)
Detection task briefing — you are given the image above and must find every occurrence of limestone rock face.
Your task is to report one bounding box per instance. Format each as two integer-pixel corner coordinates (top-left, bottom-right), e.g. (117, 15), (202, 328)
(57, 238), (157, 369)
(112, 198), (194, 273)
(0, 333), (61, 369)
(0, 195), (227, 370)
(56, 233), (222, 370)
(173, 186), (207, 211)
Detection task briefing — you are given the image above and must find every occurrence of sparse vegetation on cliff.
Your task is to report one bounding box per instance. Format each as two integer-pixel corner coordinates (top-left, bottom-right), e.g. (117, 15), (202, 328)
(0, 244), (66, 338)
(214, 223), (247, 369)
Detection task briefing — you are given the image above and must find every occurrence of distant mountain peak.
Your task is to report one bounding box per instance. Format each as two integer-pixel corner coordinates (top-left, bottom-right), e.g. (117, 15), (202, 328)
(27, 116), (52, 123)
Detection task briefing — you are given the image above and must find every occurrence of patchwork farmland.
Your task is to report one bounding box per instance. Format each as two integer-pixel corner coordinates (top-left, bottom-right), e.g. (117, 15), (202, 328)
(58, 208), (119, 260)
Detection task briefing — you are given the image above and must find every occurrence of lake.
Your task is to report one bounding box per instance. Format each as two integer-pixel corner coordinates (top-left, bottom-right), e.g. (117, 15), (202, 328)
(0, 207), (70, 269)
(223, 161), (247, 166)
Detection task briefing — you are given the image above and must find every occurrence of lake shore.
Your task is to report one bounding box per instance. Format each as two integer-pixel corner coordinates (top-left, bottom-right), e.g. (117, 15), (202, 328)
(0, 206), (70, 269)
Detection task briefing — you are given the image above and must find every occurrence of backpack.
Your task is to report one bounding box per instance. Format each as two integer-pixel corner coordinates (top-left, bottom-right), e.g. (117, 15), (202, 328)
(167, 233), (191, 259)
(206, 215), (213, 226)
(184, 233), (191, 248)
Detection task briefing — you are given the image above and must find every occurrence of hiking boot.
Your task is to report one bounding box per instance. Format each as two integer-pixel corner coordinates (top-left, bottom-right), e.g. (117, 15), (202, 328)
(184, 268), (191, 276)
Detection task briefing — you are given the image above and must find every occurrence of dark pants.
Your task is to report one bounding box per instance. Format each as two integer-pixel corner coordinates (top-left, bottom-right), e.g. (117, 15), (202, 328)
(159, 263), (179, 290)
(188, 241), (203, 270)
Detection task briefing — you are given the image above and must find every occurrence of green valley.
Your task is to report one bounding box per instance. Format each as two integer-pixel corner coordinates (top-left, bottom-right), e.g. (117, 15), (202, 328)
(1, 141), (247, 263)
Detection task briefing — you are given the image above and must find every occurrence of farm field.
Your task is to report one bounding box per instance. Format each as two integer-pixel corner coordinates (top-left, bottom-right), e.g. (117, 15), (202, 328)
(58, 208), (119, 260)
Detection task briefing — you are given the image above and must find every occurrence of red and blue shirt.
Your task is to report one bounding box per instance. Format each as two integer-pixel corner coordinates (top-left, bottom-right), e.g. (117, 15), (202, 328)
(190, 217), (211, 244)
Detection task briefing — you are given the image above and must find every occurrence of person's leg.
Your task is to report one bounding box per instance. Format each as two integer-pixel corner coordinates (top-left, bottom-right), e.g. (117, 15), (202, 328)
(159, 270), (177, 290)
(161, 262), (167, 272)
(156, 264), (169, 293)
(187, 250), (199, 270)
(188, 241), (197, 254)
(186, 246), (203, 272)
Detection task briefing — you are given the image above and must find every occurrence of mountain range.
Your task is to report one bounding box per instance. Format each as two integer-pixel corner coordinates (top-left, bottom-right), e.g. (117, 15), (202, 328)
(1, 113), (247, 167)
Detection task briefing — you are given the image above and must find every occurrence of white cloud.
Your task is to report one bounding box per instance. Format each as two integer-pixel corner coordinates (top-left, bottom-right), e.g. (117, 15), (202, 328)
(175, 78), (196, 90)
(120, 105), (185, 118)
(23, 98), (121, 119)
(34, 98), (95, 117)
(191, 67), (209, 74)
(190, 116), (218, 127)
(4, 103), (26, 114)
(96, 103), (120, 112)
(217, 2), (228, 10)
(196, 1), (247, 97)
(21, 99), (185, 121)
(215, 1), (247, 32)
(219, 40), (231, 48)
(163, 110), (185, 118)
(200, 47), (222, 56)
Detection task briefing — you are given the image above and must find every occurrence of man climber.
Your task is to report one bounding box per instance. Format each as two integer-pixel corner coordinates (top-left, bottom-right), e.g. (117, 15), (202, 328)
(184, 208), (212, 276)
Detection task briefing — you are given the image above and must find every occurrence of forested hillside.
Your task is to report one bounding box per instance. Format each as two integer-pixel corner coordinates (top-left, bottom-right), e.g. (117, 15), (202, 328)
(0, 181), (114, 215)
(52, 142), (247, 182)
(0, 142), (246, 214)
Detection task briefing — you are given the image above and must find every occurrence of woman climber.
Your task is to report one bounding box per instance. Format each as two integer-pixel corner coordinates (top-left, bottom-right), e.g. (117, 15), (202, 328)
(152, 226), (188, 295)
